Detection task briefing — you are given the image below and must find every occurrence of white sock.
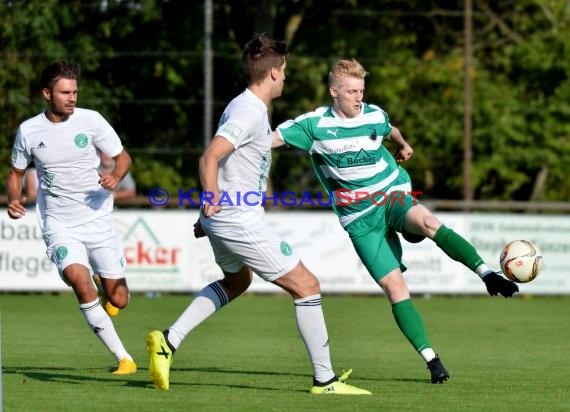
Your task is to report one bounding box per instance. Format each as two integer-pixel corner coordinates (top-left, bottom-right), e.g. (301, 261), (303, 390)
(79, 299), (131, 362)
(294, 294), (335, 384)
(420, 348), (437, 362)
(168, 281), (229, 350)
(476, 264), (493, 279)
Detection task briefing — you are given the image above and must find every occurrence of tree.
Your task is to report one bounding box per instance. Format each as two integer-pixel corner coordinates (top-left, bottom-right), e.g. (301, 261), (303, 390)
(1, 0), (568, 204)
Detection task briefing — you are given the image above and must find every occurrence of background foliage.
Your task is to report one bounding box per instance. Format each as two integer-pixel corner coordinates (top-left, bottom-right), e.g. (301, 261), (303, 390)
(1, 0), (568, 201)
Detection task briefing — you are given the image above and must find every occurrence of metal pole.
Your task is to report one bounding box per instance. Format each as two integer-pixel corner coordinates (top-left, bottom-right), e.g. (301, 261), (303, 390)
(463, 0), (473, 203)
(203, 0), (213, 148)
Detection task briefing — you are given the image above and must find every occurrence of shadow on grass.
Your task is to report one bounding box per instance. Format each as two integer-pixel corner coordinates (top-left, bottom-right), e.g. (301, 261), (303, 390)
(175, 366), (430, 385)
(3, 366), (140, 386)
(3, 365), (306, 392)
(3, 365), (428, 392)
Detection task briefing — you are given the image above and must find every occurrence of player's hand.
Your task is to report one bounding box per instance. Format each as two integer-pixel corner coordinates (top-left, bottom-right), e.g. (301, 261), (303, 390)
(201, 197), (222, 217)
(394, 142), (413, 163)
(98, 172), (119, 190)
(7, 197), (27, 219)
(193, 219), (206, 238)
(482, 272), (519, 298)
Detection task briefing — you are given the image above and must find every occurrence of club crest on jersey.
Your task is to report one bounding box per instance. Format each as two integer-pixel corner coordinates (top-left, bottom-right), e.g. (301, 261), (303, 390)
(74, 133), (89, 148)
(280, 241), (292, 256)
(55, 246), (68, 261)
(336, 148), (376, 168)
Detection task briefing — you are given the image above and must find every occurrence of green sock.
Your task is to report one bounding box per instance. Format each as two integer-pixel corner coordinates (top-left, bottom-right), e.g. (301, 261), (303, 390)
(392, 299), (431, 352)
(433, 225), (484, 272)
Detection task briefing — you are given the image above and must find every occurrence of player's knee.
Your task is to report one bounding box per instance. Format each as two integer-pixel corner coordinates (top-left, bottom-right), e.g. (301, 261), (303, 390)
(292, 268), (321, 297)
(274, 262), (321, 298)
(303, 272), (321, 294)
(408, 207), (441, 238)
(378, 271), (410, 303)
(108, 289), (129, 308)
(423, 215), (442, 236)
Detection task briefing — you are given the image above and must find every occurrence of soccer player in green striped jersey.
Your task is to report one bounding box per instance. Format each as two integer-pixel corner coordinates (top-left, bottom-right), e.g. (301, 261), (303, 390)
(274, 59), (519, 383)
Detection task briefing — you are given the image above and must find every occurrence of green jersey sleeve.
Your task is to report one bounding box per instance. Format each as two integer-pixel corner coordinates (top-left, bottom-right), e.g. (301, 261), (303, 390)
(276, 110), (324, 152)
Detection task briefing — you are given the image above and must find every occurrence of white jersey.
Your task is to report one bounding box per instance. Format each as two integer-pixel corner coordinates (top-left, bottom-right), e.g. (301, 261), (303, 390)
(203, 88), (272, 230)
(11, 108), (124, 231)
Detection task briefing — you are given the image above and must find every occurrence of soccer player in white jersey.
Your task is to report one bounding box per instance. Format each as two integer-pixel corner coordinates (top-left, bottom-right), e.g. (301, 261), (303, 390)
(6, 61), (137, 375)
(145, 35), (370, 395)
(274, 59), (520, 384)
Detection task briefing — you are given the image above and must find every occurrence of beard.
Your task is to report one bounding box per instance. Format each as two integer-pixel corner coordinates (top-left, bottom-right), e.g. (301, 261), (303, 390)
(48, 101), (74, 119)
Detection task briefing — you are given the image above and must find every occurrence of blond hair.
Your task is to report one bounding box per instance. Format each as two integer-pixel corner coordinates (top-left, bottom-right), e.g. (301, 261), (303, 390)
(328, 59), (368, 87)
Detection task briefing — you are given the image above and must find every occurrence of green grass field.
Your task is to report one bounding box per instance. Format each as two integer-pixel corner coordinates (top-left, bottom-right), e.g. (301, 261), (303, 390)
(1, 293), (569, 411)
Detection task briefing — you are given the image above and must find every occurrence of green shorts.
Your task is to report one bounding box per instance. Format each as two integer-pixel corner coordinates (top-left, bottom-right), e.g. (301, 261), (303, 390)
(345, 173), (420, 282)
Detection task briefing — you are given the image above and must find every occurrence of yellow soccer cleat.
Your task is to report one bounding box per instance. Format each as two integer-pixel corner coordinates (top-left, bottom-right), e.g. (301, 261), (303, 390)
(93, 274), (120, 317)
(103, 300), (120, 317)
(310, 369), (371, 395)
(113, 358), (137, 375)
(145, 330), (173, 390)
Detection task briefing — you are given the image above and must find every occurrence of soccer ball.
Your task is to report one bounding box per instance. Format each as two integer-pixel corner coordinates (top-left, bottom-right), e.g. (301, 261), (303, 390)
(499, 240), (543, 283)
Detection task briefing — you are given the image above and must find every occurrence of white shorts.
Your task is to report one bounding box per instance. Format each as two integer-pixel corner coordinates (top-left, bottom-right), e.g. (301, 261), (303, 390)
(44, 215), (126, 284)
(200, 216), (299, 282)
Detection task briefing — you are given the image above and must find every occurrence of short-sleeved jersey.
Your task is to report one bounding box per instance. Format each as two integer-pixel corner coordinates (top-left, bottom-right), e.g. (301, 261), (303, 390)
(277, 103), (401, 227)
(11, 108), (124, 231)
(204, 88), (272, 229)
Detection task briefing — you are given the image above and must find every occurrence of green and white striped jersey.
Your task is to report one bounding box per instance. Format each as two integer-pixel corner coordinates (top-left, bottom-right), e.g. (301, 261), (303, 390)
(277, 103), (405, 227)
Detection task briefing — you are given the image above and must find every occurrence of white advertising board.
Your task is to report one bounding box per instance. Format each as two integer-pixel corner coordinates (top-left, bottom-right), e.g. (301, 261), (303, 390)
(0, 209), (568, 294)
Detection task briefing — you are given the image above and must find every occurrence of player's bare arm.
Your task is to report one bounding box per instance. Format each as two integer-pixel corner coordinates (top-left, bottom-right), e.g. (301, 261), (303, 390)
(98, 149), (132, 190)
(199, 135), (234, 217)
(271, 130), (286, 149)
(386, 126), (413, 163)
(6, 166), (27, 219)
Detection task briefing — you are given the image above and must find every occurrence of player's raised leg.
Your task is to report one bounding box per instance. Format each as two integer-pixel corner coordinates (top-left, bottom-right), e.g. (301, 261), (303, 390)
(404, 205), (519, 298)
(93, 274), (119, 317)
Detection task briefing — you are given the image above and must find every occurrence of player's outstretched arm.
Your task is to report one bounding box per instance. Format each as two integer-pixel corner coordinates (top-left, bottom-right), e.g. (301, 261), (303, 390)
(482, 272), (519, 298)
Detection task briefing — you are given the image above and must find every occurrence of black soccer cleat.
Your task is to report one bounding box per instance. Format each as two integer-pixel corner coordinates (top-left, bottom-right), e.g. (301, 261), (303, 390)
(427, 355), (450, 384)
(482, 271), (519, 298)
